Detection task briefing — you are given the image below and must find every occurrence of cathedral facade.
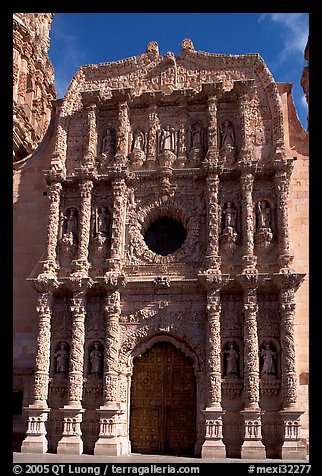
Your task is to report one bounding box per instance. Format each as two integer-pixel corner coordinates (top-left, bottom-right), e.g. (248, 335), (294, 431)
(13, 37), (309, 459)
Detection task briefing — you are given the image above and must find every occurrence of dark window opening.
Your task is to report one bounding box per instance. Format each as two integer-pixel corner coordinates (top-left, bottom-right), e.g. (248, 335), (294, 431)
(13, 391), (23, 416)
(144, 217), (187, 256)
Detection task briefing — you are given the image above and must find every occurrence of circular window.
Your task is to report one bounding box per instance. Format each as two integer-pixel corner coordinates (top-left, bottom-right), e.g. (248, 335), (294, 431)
(144, 217), (187, 256)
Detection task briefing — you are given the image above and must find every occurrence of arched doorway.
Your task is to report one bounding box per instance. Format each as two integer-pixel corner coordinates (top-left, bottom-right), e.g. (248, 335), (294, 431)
(130, 341), (196, 456)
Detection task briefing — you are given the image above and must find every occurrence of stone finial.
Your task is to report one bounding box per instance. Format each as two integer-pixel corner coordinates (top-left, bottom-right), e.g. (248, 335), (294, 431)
(146, 41), (159, 59)
(181, 38), (195, 52)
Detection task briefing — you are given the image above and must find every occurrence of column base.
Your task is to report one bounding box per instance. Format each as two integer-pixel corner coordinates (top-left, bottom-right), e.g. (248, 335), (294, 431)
(57, 436), (83, 455)
(281, 440), (307, 460)
(201, 439), (226, 459)
(241, 408), (266, 459)
(280, 409), (307, 460)
(201, 407), (226, 459)
(241, 440), (266, 459)
(20, 407), (49, 454)
(56, 407), (84, 455)
(21, 435), (48, 454)
(94, 436), (129, 456)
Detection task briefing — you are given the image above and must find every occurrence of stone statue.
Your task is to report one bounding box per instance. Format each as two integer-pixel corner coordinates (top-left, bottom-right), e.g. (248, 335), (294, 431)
(102, 128), (114, 155)
(90, 342), (103, 375)
(160, 125), (175, 152)
(133, 130), (144, 151)
(97, 207), (109, 237)
(261, 343), (277, 377)
(257, 201), (271, 229)
(63, 208), (78, 239)
(224, 343), (239, 377)
(222, 202), (237, 231)
(54, 342), (69, 375)
(220, 120), (235, 149)
(191, 124), (202, 148)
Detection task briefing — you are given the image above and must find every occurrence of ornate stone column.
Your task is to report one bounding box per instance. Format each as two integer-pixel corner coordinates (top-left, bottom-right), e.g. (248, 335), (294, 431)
(40, 179), (62, 275)
(240, 277), (266, 458)
(81, 90), (101, 164)
(57, 290), (86, 454)
(21, 291), (53, 453)
(95, 290), (125, 455)
(240, 168), (257, 273)
(145, 102), (159, 168)
(115, 100), (130, 165)
(205, 95), (218, 162)
(203, 172), (221, 273)
(51, 113), (67, 172)
(72, 179), (93, 275)
(275, 162), (294, 272)
(176, 101), (188, 167)
(279, 284), (306, 459)
(201, 282), (226, 458)
(237, 85), (254, 162)
(109, 178), (127, 272)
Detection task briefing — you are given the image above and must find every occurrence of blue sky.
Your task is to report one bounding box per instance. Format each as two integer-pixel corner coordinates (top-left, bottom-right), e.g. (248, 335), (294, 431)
(49, 13), (309, 130)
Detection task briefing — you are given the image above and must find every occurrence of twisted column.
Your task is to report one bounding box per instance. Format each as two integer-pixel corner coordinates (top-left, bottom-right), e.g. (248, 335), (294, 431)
(240, 281), (266, 458)
(43, 181), (62, 273)
(32, 292), (53, 407)
(204, 173), (221, 272)
(146, 103), (159, 167)
(279, 288), (297, 409)
(115, 100), (130, 164)
(275, 168), (293, 271)
(243, 286), (260, 409)
(201, 284), (226, 458)
(66, 291), (86, 407)
(240, 172), (257, 272)
(72, 180), (93, 274)
(109, 179), (127, 271)
(102, 290), (120, 407)
(205, 96), (218, 161)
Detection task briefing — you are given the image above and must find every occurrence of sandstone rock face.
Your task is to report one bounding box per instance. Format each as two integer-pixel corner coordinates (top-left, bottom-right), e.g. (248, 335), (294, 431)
(13, 34), (308, 459)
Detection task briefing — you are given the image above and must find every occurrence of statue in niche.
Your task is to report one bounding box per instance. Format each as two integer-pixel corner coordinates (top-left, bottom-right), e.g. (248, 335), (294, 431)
(102, 128), (115, 155)
(257, 200), (271, 230)
(220, 202), (238, 257)
(223, 342), (239, 378)
(54, 342), (69, 376)
(96, 207), (110, 237)
(189, 123), (204, 166)
(132, 130), (145, 151)
(255, 200), (273, 254)
(91, 206), (110, 265)
(160, 125), (176, 152)
(89, 342), (103, 375)
(62, 207), (78, 240)
(220, 120), (235, 148)
(192, 124), (202, 149)
(222, 202), (237, 236)
(260, 343), (277, 378)
(129, 130), (145, 169)
(219, 120), (236, 164)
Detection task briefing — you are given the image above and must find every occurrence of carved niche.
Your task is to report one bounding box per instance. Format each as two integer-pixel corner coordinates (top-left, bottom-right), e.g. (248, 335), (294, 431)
(58, 207), (79, 266)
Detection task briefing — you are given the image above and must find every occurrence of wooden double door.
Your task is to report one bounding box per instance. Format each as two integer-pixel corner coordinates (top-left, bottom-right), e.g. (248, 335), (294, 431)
(130, 341), (196, 456)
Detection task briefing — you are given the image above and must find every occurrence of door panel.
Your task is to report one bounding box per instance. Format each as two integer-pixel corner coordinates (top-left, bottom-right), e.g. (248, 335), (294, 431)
(130, 341), (196, 455)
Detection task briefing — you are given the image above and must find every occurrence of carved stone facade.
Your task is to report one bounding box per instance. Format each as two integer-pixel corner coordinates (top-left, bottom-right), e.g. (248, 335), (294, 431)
(13, 13), (57, 162)
(14, 38), (309, 459)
